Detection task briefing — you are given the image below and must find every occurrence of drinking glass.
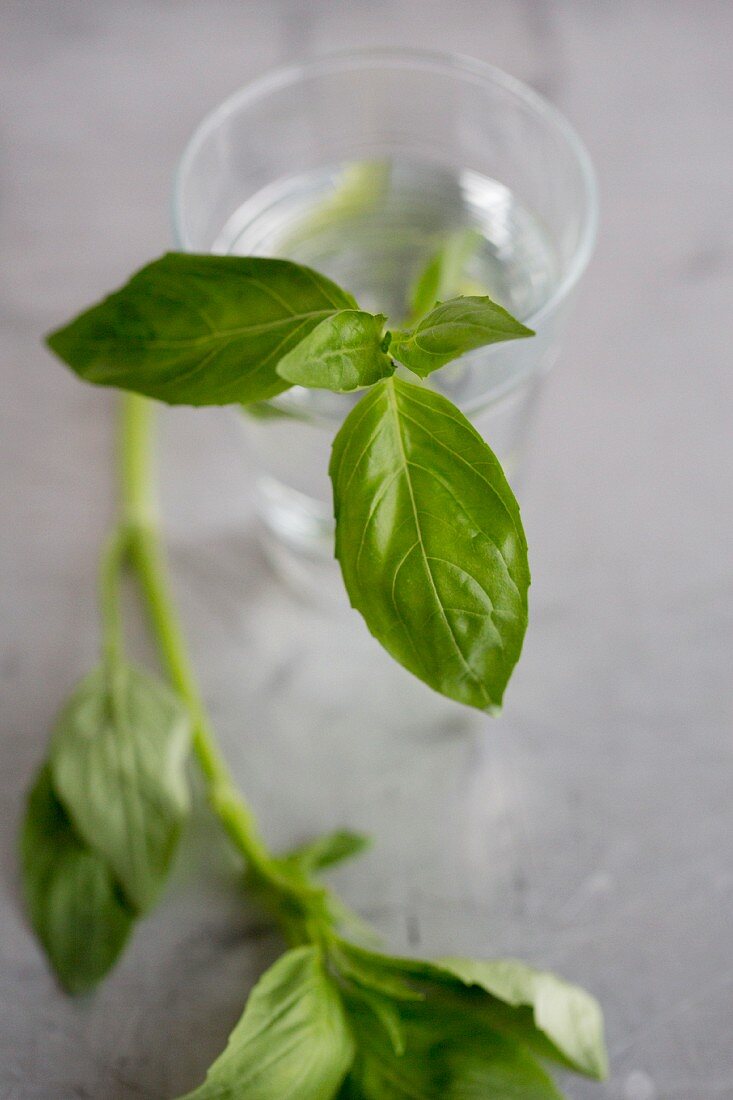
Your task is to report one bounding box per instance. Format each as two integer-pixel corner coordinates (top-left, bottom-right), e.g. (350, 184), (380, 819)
(174, 50), (597, 591)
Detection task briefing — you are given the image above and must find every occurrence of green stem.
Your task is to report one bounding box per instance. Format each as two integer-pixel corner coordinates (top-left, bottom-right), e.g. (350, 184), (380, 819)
(117, 394), (275, 882)
(99, 528), (129, 672)
(115, 394), (342, 949)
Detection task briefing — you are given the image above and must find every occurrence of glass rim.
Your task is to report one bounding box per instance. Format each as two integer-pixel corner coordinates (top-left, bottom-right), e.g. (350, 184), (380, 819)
(173, 47), (598, 332)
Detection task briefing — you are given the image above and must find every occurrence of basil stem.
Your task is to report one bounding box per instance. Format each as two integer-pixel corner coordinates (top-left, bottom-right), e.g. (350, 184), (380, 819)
(116, 394), (332, 945)
(98, 528), (129, 674)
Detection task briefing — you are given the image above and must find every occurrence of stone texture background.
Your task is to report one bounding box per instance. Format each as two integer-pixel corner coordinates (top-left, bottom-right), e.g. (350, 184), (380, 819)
(1, 3), (731, 1097)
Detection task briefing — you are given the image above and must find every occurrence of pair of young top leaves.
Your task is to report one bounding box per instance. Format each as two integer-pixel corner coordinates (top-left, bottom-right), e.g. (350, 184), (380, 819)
(48, 250), (533, 713)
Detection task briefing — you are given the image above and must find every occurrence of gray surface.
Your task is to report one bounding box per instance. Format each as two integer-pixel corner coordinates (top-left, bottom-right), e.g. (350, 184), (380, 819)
(1, 3), (732, 1098)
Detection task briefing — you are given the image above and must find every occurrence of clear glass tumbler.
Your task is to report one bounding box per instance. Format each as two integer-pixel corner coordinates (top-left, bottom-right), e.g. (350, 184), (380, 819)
(174, 50), (597, 591)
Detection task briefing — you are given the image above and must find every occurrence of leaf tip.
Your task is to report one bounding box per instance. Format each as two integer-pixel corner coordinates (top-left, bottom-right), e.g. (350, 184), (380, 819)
(584, 1005), (610, 1081)
(44, 325), (66, 359)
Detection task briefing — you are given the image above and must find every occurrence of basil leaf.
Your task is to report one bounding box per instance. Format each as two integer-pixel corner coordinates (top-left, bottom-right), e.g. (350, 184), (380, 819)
(46, 253), (357, 406)
(20, 765), (134, 994)
(339, 997), (562, 1100)
(330, 375), (530, 711)
(181, 946), (355, 1100)
(336, 943), (606, 1082)
(435, 957), (608, 1081)
(277, 311), (394, 392)
(408, 228), (482, 323)
(286, 829), (372, 873)
(334, 943), (424, 1004)
(391, 295), (533, 378)
(348, 987), (407, 1056)
(50, 665), (191, 913)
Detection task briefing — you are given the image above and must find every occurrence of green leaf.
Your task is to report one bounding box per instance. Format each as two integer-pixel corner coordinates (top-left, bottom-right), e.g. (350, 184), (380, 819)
(20, 764), (135, 994)
(439, 1034), (564, 1100)
(286, 829), (372, 873)
(348, 987), (407, 1056)
(390, 295), (533, 378)
(435, 957), (608, 1080)
(335, 943), (607, 1082)
(46, 253), (357, 406)
(408, 228), (482, 323)
(181, 946), (355, 1100)
(277, 310), (394, 392)
(330, 375), (530, 711)
(339, 996), (562, 1099)
(336, 947), (425, 1005)
(50, 665), (192, 913)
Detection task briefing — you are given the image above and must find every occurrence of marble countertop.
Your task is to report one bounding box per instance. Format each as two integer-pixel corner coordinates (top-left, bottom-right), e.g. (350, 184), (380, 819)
(1, 3), (731, 1097)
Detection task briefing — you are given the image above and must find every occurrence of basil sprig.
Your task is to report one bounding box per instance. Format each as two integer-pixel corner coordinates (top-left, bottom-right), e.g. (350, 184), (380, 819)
(47, 252), (532, 712)
(181, 937), (606, 1099)
(28, 247), (608, 1097)
(20, 528), (193, 989)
